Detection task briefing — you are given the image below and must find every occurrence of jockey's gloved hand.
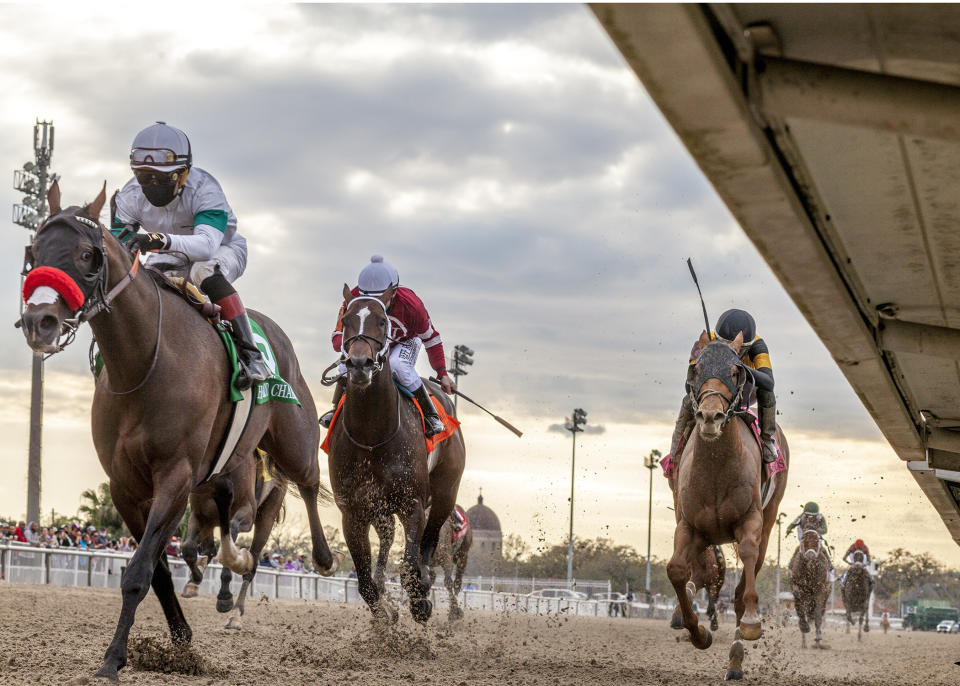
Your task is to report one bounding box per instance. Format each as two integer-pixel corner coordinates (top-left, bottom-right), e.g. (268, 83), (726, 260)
(128, 232), (170, 253)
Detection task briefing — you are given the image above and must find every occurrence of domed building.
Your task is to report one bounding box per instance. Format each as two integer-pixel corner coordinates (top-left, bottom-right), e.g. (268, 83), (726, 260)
(464, 492), (502, 575)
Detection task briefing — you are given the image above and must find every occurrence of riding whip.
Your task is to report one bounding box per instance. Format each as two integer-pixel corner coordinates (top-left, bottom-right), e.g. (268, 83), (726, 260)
(429, 377), (523, 438)
(687, 258), (711, 334)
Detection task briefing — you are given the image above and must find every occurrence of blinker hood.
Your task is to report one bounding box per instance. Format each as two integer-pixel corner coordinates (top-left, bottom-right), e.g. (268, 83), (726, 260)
(29, 212), (107, 306)
(692, 340), (742, 398)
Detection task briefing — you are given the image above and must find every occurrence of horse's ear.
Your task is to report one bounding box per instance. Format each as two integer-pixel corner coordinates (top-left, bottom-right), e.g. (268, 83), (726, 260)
(730, 331), (744, 353)
(698, 330), (711, 350)
(47, 179), (61, 216)
(86, 182), (107, 222)
(342, 283), (353, 303)
(381, 285), (396, 305)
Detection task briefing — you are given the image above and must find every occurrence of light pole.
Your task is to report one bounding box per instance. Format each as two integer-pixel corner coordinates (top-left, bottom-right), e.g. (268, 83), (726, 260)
(449, 344), (474, 413)
(13, 120), (56, 527)
(775, 512), (786, 614)
(644, 449), (661, 591)
(564, 408), (587, 584)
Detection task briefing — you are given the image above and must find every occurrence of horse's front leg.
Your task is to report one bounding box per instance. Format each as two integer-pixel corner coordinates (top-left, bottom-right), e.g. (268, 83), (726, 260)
(298, 481), (341, 575)
(666, 521), (711, 650)
(94, 465), (191, 682)
(399, 501), (431, 623)
(372, 513), (395, 595)
(343, 511), (395, 622)
(733, 508), (764, 640)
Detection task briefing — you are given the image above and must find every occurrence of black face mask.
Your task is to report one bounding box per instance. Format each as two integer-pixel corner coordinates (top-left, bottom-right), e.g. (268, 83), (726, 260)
(141, 182), (178, 207)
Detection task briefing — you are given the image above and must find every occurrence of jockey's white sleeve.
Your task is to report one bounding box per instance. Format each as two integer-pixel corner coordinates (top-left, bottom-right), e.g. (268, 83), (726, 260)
(166, 223), (225, 262)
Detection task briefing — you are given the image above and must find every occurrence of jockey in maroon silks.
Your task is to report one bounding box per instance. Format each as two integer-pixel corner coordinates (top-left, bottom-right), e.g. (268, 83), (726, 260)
(320, 255), (456, 437)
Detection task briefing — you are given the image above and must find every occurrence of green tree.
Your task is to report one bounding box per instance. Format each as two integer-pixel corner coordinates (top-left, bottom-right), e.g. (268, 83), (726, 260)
(77, 482), (128, 537)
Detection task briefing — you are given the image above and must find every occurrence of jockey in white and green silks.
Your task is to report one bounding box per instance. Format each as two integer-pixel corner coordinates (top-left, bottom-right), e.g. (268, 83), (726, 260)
(112, 122), (269, 390)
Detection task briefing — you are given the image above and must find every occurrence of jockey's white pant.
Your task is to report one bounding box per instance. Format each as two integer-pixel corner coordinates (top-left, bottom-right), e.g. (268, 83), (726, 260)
(145, 241), (248, 287)
(335, 338), (423, 391)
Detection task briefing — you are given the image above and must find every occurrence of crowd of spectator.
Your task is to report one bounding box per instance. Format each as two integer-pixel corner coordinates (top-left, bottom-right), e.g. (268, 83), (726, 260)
(0, 520), (137, 553)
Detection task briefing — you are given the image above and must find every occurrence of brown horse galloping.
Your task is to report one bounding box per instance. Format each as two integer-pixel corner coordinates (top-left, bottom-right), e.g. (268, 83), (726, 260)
(19, 183), (338, 682)
(789, 529), (831, 649)
(841, 550), (872, 642)
(327, 285), (466, 623)
(430, 511), (473, 620)
(667, 332), (788, 681)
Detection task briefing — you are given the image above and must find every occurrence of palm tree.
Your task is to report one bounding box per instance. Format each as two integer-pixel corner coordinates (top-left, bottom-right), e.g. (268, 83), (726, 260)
(77, 482), (128, 537)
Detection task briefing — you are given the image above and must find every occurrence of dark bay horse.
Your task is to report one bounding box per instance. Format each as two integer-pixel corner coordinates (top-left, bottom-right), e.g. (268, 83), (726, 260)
(181, 450), (298, 631)
(430, 510), (473, 620)
(19, 182), (337, 682)
(789, 529), (831, 649)
(328, 285), (466, 623)
(667, 331), (788, 681)
(841, 550), (871, 641)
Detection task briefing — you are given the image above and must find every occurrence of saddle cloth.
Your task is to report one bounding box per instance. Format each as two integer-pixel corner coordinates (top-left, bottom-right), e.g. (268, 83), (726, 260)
(320, 390), (460, 455)
(661, 410), (785, 507)
(450, 504), (470, 541)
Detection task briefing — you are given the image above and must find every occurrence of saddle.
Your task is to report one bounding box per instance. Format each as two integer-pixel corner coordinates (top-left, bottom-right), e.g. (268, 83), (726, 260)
(320, 386), (460, 455)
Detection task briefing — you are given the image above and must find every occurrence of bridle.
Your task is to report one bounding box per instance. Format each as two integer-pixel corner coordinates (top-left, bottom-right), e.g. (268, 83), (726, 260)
(339, 295), (394, 373)
(334, 295), (403, 452)
(22, 210), (161, 393)
(688, 346), (749, 426)
(802, 529), (823, 559)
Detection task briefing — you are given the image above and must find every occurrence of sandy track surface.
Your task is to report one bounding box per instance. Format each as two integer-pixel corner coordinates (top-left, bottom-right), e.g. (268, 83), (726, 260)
(0, 584), (957, 685)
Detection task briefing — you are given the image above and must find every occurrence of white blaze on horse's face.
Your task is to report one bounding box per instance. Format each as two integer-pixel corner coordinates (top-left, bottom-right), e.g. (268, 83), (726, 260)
(357, 305), (372, 337)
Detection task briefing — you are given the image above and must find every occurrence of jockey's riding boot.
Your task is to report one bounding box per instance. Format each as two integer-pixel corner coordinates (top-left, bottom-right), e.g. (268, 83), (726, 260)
(668, 394), (695, 458)
(757, 388), (778, 463)
(319, 377), (346, 428)
(229, 312), (272, 391)
(200, 270), (270, 391)
(413, 384), (445, 437)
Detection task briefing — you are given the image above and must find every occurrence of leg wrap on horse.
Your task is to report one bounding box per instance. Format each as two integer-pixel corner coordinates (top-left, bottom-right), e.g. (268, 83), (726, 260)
(756, 388), (778, 463)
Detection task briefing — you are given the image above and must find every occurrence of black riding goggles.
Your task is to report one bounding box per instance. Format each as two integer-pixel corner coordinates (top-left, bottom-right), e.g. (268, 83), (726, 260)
(133, 168), (183, 187)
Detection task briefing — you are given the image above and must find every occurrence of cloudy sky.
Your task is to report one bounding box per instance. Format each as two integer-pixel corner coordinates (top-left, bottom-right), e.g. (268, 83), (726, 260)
(1, 3), (956, 566)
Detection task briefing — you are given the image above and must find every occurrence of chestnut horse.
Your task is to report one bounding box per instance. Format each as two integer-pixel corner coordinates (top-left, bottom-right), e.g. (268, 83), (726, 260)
(668, 331), (788, 681)
(430, 511), (473, 620)
(328, 285), (466, 623)
(841, 550), (871, 641)
(789, 529), (831, 649)
(19, 183), (338, 682)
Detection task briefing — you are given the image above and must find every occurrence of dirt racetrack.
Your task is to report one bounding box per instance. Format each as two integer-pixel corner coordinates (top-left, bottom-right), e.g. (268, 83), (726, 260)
(0, 584), (957, 685)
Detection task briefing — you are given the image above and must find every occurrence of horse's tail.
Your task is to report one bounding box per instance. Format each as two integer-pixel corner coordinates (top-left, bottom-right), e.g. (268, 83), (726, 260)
(258, 448), (334, 507)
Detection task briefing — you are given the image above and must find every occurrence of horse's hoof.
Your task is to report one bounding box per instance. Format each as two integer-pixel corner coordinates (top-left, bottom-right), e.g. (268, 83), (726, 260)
(739, 621), (762, 641)
(319, 550), (345, 577)
(92, 665), (119, 683)
(449, 605), (464, 621)
(694, 626), (713, 650)
(670, 608), (684, 630)
(411, 598), (433, 624)
(181, 581), (199, 599)
(724, 669), (744, 681)
(216, 595), (235, 614)
(863, 624), (869, 633)
(225, 615), (243, 631)
(711, 616), (719, 632)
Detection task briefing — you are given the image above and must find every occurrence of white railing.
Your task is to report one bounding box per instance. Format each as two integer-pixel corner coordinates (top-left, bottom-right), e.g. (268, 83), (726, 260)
(0, 543), (689, 620)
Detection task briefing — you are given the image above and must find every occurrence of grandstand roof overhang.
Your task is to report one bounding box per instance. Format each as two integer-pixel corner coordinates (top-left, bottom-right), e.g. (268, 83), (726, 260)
(592, 3), (960, 543)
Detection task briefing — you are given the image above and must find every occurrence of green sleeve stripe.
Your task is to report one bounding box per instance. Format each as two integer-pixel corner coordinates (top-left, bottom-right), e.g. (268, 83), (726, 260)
(194, 209), (228, 233)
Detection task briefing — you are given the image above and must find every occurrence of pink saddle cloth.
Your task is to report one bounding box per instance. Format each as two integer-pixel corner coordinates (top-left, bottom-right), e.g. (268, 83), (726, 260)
(662, 410), (785, 480)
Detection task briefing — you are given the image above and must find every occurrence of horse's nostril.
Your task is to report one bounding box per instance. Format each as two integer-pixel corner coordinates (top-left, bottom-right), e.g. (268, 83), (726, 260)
(38, 314), (59, 335)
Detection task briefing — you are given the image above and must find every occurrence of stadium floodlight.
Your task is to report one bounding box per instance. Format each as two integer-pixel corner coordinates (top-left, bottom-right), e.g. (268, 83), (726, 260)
(564, 407), (588, 584)
(449, 344), (475, 412)
(13, 119), (55, 528)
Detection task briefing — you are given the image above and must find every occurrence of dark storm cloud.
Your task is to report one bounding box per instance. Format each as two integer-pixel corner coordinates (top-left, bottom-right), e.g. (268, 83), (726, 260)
(0, 3), (878, 442)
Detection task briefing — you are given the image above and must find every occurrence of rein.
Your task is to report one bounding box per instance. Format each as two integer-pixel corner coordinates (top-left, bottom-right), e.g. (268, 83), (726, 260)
(690, 370), (749, 425)
(88, 275), (163, 396)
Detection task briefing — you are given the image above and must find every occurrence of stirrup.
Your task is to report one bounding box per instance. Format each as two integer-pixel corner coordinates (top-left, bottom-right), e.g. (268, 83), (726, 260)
(424, 415), (445, 437)
(319, 409), (335, 428)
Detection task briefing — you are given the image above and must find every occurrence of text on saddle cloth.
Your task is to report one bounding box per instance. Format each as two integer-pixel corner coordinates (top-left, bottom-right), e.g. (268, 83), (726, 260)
(320, 391), (460, 455)
(661, 410), (785, 478)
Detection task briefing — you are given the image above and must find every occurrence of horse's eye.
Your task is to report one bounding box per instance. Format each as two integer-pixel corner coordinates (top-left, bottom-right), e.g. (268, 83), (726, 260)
(81, 250), (93, 261)
(378, 318), (386, 327)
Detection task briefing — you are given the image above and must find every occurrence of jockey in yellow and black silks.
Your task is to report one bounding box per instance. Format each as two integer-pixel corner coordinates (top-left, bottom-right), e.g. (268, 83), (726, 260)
(667, 308), (778, 465)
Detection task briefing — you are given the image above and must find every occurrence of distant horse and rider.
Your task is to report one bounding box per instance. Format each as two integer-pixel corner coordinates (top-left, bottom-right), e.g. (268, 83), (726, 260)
(662, 316), (789, 682)
(789, 529), (832, 649)
(430, 505), (473, 620)
(841, 541), (874, 641)
(323, 257), (466, 624)
(19, 180), (339, 681)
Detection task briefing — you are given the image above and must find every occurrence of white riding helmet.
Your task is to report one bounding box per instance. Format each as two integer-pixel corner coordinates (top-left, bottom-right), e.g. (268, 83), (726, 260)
(357, 255), (399, 296)
(130, 122), (192, 172)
